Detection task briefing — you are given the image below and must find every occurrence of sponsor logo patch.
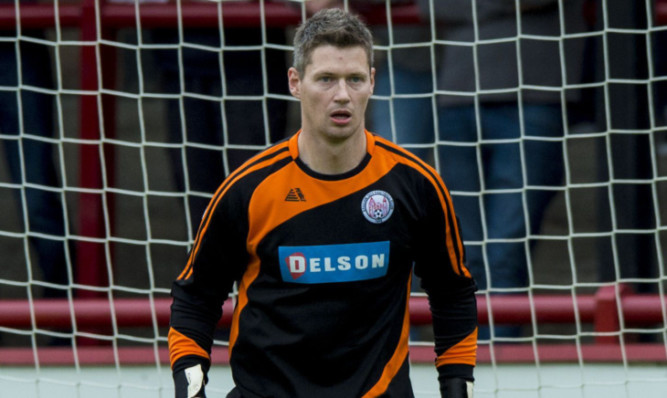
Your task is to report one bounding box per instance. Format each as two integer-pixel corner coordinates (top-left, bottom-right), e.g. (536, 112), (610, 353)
(279, 241), (390, 284)
(361, 190), (394, 224)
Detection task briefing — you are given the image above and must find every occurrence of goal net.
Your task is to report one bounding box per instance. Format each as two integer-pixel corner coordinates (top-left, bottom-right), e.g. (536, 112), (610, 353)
(0, 0), (666, 397)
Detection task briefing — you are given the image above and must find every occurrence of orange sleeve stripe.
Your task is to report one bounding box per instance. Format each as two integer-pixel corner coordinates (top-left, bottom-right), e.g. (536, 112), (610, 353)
(438, 178), (470, 278)
(176, 143), (292, 281)
(435, 327), (478, 367)
(374, 138), (469, 277)
(361, 278), (412, 397)
(228, 255), (262, 354)
(168, 327), (210, 368)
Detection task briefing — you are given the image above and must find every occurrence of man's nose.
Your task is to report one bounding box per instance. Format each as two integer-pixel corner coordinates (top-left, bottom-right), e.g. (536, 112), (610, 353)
(333, 79), (351, 102)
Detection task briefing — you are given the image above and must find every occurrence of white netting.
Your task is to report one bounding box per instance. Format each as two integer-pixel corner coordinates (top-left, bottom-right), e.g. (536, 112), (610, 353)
(0, 0), (666, 397)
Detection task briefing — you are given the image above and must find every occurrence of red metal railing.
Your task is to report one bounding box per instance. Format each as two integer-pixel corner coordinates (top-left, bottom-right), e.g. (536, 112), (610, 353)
(1, 287), (665, 364)
(3, 286), (664, 331)
(0, 2), (420, 28)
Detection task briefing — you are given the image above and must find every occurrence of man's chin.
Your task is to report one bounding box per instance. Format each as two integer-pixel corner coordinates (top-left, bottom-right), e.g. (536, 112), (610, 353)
(324, 126), (363, 143)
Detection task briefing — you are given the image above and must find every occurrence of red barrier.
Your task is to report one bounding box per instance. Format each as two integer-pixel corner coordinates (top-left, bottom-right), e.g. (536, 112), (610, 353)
(0, 297), (232, 329)
(1, 292), (666, 365)
(1, 292), (664, 330)
(0, 2), (420, 28)
(2, 343), (666, 366)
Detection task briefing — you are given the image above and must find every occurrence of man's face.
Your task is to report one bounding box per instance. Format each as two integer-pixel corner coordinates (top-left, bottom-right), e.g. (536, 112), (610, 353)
(289, 45), (375, 143)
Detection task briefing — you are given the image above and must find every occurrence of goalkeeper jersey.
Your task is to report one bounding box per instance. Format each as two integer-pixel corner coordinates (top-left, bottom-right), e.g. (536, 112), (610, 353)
(169, 131), (478, 398)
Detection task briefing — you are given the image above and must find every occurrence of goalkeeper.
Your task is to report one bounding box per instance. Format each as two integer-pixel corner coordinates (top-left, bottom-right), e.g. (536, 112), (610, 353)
(168, 8), (478, 398)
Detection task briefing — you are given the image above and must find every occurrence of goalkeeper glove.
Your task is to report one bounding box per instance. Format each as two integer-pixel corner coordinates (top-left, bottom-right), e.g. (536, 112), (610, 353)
(440, 377), (474, 398)
(174, 364), (206, 398)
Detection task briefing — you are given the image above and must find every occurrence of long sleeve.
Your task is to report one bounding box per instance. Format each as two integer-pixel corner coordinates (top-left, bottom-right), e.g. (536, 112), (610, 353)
(168, 179), (250, 381)
(413, 174), (478, 383)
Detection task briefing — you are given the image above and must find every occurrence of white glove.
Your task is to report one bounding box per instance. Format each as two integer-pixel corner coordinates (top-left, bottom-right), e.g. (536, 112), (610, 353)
(184, 364), (205, 398)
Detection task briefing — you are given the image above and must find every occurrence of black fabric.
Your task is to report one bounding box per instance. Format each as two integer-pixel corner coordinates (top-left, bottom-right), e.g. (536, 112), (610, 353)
(439, 377), (472, 398)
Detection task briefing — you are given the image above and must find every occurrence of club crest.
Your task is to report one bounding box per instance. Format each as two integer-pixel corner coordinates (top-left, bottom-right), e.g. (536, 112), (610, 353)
(361, 190), (394, 224)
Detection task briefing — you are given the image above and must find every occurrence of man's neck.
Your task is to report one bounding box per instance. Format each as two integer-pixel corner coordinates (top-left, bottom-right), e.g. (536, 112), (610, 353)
(297, 130), (367, 175)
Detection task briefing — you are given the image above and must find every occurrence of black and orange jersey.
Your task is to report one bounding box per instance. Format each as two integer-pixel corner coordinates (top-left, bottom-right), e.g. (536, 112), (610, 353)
(169, 130), (478, 398)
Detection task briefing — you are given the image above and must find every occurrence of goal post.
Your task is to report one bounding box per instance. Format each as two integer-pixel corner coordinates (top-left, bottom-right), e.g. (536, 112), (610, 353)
(0, 0), (666, 397)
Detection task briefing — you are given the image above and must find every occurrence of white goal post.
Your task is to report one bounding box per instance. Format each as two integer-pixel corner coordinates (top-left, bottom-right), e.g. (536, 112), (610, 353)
(0, 0), (666, 397)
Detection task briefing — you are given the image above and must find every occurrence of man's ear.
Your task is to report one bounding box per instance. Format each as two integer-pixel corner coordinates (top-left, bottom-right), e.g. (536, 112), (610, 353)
(288, 67), (301, 99)
(369, 67), (376, 95)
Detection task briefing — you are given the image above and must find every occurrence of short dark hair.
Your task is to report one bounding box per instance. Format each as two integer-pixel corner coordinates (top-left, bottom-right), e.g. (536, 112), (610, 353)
(292, 8), (374, 76)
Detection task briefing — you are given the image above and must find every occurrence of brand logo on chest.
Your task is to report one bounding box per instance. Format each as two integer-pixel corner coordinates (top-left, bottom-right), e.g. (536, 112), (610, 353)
(278, 241), (390, 284)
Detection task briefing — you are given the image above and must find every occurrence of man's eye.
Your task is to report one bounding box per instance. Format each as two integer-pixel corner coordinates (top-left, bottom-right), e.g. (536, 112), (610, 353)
(320, 76), (331, 82)
(349, 77), (361, 83)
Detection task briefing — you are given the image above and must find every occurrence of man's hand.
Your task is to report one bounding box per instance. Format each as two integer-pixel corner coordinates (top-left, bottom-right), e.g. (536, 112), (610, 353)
(174, 364), (206, 398)
(441, 377), (473, 398)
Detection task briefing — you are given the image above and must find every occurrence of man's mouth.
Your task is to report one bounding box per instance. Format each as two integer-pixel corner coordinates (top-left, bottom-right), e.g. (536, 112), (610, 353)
(330, 109), (352, 124)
